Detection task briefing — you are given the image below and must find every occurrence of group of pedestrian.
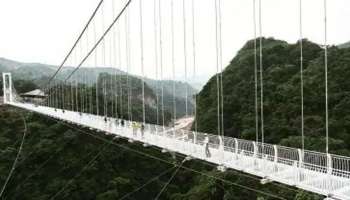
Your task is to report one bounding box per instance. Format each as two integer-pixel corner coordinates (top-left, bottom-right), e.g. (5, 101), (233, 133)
(131, 122), (145, 138)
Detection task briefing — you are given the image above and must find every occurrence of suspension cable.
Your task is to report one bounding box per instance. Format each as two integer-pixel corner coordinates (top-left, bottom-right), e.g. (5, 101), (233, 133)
(139, 0), (146, 124)
(214, 0), (221, 136)
(159, 0), (165, 127)
(43, 0), (104, 91)
(117, 27), (123, 118)
(93, 16), (99, 116)
(63, 0), (132, 83)
(218, 0), (224, 137)
(53, 119), (287, 200)
(191, 0), (197, 132)
(253, 0), (259, 143)
(183, 0), (189, 117)
(49, 141), (112, 200)
(323, 0), (329, 155)
(118, 166), (176, 200)
(0, 114), (27, 198)
(153, 0), (160, 125)
(258, 0), (264, 147)
(154, 159), (186, 200)
(125, 8), (132, 121)
(171, 0), (176, 127)
(112, 0), (118, 118)
(299, 0), (304, 151)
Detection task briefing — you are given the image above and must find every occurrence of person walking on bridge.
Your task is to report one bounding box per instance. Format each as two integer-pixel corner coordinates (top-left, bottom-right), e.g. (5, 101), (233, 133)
(132, 122), (138, 137)
(204, 134), (211, 158)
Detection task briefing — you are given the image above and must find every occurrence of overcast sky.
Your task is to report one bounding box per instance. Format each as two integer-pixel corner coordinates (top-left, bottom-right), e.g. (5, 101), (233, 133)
(0, 0), (350, 81)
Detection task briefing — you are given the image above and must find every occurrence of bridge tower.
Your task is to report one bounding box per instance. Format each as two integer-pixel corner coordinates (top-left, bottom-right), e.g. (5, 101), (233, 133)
(2, 73), (13, 104)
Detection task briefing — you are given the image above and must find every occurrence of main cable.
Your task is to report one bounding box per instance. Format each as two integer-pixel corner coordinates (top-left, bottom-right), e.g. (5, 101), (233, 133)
(154, 158), (186, 200)
(43, 0), (104, 91)
(118, 166), (176, 200)
(50, 118), (288, 200)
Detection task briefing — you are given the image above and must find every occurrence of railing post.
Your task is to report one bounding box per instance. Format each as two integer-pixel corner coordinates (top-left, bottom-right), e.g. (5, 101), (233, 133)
(218, 136), (224, 165)
(297, 148), (303, 183)
(234, 138), (239, 160)
(253, 142), (257, 158)
(327, 153), (332, 175)
(274, 145), (278, 163)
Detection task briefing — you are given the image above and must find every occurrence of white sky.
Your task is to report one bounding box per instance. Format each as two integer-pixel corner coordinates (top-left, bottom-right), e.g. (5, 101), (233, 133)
(0, 0), (350, 81)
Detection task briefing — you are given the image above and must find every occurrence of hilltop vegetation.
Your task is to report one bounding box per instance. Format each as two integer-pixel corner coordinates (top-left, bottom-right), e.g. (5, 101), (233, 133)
(196, 38), (350, 154)
(338, 41), (350, 49)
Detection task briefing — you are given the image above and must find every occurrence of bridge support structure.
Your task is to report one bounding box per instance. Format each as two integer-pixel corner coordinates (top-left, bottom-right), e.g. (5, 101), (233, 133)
(2, 73), (13, 104)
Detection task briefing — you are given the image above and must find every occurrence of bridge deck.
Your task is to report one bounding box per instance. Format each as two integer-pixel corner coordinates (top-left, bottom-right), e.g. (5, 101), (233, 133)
(10, 102), (350, 200)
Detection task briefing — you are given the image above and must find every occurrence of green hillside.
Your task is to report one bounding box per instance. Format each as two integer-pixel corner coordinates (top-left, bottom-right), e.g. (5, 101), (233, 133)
(196, 38), (350, 154)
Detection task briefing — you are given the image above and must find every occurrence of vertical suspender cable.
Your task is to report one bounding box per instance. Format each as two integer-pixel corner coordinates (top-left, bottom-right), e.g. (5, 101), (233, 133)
(218, 0), (224, 137)
(118, 27), (123, 118)
(171, 0), (176, 126)
(112, 0), (118, 118)
(154, 0), (160, 125)
(253, 0), (259, 143)
(159, 0), (165, 127)
(183, 0), (189, 117)
(258, 0), (265, 148)
(101, 2), (107, 118)
(191, 0), (197, 132)
(299, 0), (305, 151)
(94, 17), (99, 116)
(125, 9), (132, 121)
(214, 0), (221, 136)
(139, 0), (146, 124)
(323, 0), (329, 154)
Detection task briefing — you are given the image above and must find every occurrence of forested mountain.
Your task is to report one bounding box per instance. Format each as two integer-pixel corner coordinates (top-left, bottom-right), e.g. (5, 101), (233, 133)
(196, 38), (350, 154)
(0, 57), (197, 118)
(338, 41), (350, 49)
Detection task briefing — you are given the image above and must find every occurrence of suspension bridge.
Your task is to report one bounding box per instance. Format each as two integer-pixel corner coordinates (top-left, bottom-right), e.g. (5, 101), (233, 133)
(2, 0), (350, 199)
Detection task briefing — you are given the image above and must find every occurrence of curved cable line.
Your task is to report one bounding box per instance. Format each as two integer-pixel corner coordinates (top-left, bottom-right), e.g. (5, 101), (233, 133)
(0, 113), (27, 198)
(13, 140), (72, 198)
(62, 0), (132, 83)
(49, 141), (112, 200)
(154, 159), (186, 200)
(51, 118), (288, 200)
(118, 166), (176, 200)
(44, 0), (104, 90)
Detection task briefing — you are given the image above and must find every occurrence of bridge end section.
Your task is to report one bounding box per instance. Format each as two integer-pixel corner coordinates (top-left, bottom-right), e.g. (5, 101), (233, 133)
(2, 73), (13, 104)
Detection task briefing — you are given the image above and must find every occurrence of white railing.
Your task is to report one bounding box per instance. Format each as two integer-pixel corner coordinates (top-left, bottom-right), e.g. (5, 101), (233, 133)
(8, 102), (350, 200)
